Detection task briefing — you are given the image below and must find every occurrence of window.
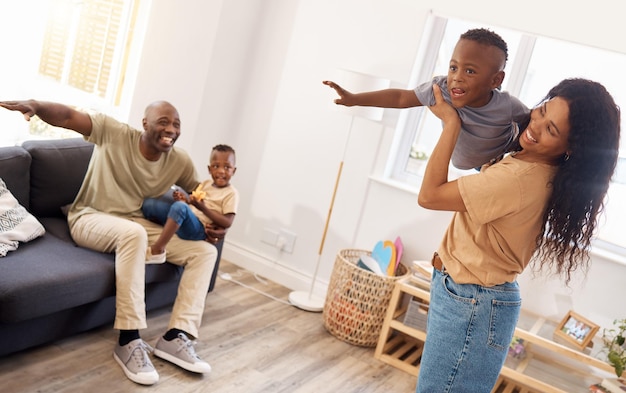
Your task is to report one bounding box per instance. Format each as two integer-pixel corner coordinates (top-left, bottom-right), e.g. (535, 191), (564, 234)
(388, 14), (626, 253)
(39, 0), (137, 102)
(0, 0), (144, 146)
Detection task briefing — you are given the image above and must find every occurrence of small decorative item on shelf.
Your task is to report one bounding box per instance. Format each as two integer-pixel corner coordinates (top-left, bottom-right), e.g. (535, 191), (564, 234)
(508, 336), (526, 359)
(598, 377), (626, 393)
(553, 310), (599, 351)
(602, 318), (626, 377)
(504, 336), (527, 369)
(588, 382), (610, 392)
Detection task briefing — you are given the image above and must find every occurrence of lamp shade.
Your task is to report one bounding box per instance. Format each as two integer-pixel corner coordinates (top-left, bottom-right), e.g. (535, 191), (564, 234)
(331, 69), (391, 121)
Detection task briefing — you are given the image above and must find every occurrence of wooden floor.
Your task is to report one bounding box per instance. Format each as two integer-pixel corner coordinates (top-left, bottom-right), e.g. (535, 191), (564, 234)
(0, 260), (416, 393)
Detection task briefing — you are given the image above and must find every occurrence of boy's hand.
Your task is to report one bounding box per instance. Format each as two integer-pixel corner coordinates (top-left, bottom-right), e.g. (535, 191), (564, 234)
(189, 197), (205, 209)
(190, 185), (206, 202)
(323, 80), (356, 106)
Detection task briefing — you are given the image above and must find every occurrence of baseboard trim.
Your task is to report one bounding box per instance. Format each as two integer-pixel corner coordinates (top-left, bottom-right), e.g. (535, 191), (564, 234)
(221, 241), (329, 299)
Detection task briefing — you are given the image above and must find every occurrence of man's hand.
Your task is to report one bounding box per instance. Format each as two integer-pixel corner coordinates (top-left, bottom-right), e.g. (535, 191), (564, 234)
(205, 225), (227, 245)
(0, 99), (92, 136)
(172, 190), (188, 202)
(0, 100), (37, 121)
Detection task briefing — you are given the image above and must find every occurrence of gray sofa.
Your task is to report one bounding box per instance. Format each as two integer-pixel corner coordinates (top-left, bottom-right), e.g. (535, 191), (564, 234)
(0, 138), (222, 357)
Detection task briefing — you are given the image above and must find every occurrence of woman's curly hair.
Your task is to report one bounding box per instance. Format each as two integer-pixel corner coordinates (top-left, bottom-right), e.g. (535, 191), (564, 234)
(534, 79), (621, 284)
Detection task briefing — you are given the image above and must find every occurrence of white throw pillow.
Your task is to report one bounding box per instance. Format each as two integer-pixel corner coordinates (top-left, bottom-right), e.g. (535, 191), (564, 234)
(0, 178), (45, 257)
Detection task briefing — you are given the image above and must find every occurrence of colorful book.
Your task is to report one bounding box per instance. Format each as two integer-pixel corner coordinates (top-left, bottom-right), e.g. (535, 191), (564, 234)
(392, 236), (403, 275)
(412, 260), (433, 280)
(356, 254), (385, 276)
(371, 240), (395, 276)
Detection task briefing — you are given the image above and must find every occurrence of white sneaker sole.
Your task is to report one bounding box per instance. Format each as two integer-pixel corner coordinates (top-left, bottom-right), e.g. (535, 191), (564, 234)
(113, 352), (159, 385)
(153, 348), (211, 374)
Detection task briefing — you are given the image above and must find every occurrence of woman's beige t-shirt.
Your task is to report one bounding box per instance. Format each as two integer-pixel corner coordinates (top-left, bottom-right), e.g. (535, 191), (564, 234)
(437, 155), (557, 286)
(68, 113), (198, 228)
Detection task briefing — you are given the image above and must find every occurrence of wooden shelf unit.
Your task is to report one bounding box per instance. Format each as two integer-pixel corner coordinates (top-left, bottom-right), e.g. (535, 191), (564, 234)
(374, 277), (620, 393)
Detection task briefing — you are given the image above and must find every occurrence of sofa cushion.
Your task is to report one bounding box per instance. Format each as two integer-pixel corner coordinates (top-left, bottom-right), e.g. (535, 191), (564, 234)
(0, 146), (31, 209)
(23, 138), (93, 218)
(0, 234), (117, 323)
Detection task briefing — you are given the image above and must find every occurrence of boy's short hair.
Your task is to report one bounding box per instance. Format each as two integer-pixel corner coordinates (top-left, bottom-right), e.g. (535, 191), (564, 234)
(460, 28), (508, 65)
(212, 144), (236, 163)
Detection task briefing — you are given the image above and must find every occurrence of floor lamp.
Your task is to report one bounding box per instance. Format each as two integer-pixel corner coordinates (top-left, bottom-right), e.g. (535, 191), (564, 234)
(288, 69), (390, 312)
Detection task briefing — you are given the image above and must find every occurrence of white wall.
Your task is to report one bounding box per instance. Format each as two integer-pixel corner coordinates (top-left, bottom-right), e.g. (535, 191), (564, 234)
(123, 0), (626, 330)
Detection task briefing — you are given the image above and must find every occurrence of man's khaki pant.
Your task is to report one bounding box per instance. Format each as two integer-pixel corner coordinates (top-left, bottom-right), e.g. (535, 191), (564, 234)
(70, 213), (217, 338)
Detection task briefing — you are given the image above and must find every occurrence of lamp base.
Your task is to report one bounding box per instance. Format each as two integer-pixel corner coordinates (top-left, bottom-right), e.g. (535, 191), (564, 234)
(288, 290), (325, 312)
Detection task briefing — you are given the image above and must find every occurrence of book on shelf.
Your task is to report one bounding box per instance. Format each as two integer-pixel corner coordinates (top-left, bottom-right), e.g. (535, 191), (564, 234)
(411, 260), (433, 281)
(599, 377), (626, 393)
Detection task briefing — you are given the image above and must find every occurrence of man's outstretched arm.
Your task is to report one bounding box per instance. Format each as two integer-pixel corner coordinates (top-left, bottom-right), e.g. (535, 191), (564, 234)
(0, 100), (93, 136)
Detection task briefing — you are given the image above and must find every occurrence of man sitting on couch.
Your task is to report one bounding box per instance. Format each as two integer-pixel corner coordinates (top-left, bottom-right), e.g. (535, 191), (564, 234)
(0, 99), (221, 385)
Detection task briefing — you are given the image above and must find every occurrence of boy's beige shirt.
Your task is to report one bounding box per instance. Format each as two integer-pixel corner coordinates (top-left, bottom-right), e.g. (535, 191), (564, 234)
(189, 180), (239, 227)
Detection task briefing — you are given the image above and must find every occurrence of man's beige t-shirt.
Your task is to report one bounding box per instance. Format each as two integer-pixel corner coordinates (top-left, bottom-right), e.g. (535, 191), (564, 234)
(437, 155), (557, 286)
(68, 113), (198, 228)
(189, 181), (239, 227)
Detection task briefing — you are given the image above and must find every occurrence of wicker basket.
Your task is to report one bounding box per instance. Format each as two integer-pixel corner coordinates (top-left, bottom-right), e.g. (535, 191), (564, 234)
(323, 249), (409, 347)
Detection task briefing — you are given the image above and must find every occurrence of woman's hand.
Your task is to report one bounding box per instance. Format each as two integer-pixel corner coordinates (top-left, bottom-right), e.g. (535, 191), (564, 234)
(418, 83), (465, 212)
(428, 84), (460, 126)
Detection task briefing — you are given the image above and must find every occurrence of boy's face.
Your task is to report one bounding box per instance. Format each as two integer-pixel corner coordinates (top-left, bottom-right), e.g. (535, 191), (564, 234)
(208, 150), (236, 188)
(446, 39), (506, 108)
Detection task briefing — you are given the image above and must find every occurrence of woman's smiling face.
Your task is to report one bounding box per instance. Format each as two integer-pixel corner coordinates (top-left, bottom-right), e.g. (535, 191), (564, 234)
(518, 97), (571, 165)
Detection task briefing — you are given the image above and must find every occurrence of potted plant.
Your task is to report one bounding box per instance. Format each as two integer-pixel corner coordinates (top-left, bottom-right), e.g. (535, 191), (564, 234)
(602, 318), (626, 377)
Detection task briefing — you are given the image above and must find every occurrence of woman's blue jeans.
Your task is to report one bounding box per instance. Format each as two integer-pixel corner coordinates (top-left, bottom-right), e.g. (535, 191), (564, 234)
(415, 268), (521, 393)
(141, 198), (206, 241)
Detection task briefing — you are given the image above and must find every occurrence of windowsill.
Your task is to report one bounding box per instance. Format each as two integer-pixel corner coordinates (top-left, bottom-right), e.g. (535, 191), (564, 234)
(369, 175), (420, 195)
(370, 175), (626, 268)
(589, 245), (626, 267)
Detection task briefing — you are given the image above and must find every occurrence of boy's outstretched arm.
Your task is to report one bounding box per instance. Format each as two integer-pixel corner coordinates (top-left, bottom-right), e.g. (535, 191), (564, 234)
(0, 99), (93, 136)
(323, 80), (422, 108)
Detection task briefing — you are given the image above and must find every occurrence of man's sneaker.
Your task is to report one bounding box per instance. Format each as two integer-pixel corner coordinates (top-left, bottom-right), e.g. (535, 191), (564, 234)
(146, 247), (166, 264)
(153, 332), (211, 373)
(113, 339), (159, 385)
